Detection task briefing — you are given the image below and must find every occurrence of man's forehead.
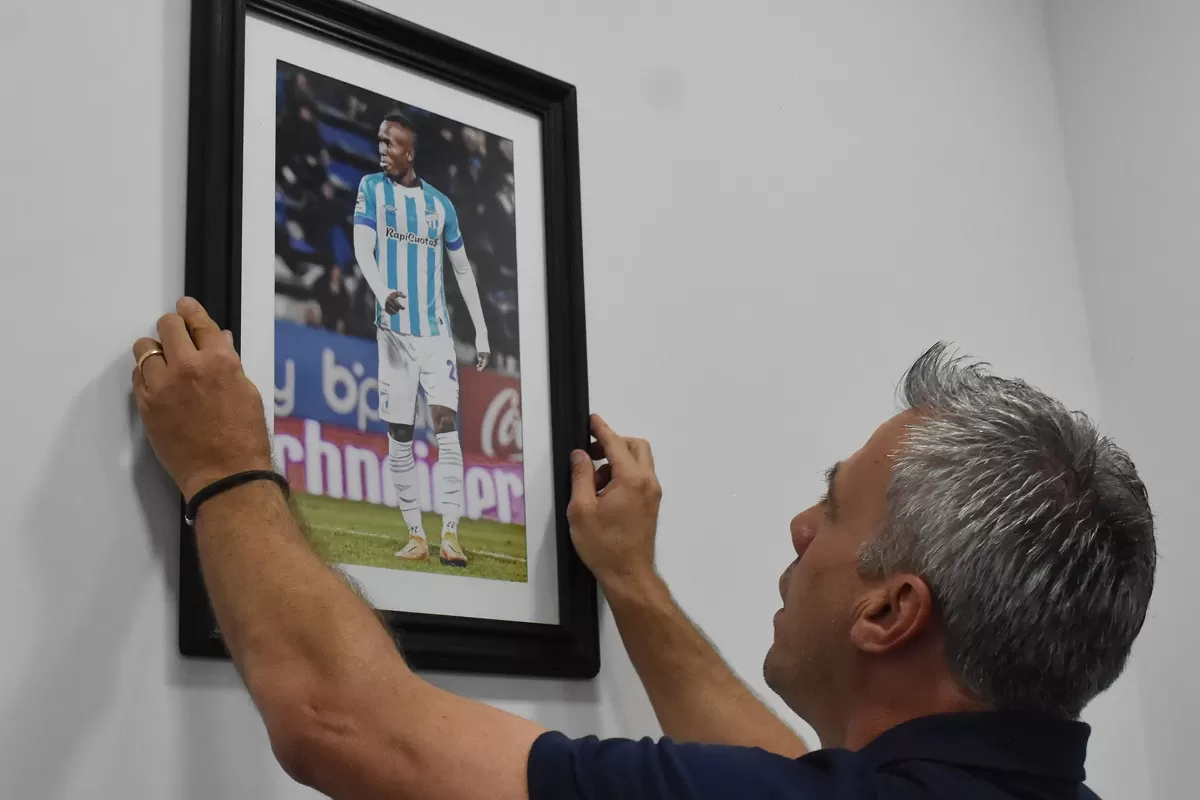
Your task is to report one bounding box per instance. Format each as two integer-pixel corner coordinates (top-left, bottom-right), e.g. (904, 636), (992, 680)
(838, 411), (921, 501)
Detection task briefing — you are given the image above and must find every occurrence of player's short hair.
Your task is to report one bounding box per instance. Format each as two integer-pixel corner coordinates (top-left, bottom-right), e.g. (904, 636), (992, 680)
(382, 110), (418, 149)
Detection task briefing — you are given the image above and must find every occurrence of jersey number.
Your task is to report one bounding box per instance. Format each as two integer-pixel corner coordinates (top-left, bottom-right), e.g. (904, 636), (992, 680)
(447, 360), (458, 383)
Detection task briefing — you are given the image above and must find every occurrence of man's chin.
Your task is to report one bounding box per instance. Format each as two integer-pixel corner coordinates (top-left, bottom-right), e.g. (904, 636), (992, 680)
(762, 646), (781, 691)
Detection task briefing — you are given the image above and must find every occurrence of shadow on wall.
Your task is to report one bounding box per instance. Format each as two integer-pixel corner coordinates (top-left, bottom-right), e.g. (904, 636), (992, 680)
(0, 359), (173, 796)
(427, 668), (605, 738)
(425, 605), (661, 741)
(0, 357), (288, 799)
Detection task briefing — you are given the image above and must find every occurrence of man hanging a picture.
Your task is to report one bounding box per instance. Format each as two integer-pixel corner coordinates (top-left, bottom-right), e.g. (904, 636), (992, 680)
(352, 110), (492, 569)
(132, 299), (1154, 799)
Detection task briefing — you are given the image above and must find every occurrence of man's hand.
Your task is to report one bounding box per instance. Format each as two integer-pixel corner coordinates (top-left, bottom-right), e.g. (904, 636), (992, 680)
(476, 350), (490, 371)
(384, 290), (406, 316)
(568, 414), (809, 758)
(567, 414), (662, 591)
(132, 297), (274, 501)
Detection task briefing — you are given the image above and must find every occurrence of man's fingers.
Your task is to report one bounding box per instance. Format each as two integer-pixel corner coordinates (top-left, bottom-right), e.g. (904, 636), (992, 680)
(131, 364), (147, 397)
(176, 297), (227, 350)
(568, 450), (597, 508)
(587, 440), (607, 461)
(594, 463), (613, 493)
(133, 337), (167, 388)
(590, 415), (634, 470)
(132, 337), (160, 360)
(628, 438), (655, 468)
(157, 313), (194, 360)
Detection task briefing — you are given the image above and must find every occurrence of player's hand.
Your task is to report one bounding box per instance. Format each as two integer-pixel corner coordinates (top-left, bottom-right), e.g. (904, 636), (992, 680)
(475, 333), (490, 371)
(567, 415), (662, 592)
(384, 290), (406, 315)
(132, 297), (274, 502)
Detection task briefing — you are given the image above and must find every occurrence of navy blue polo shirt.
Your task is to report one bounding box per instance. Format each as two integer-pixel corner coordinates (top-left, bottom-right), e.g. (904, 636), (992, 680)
(528, 711), (1101, 799)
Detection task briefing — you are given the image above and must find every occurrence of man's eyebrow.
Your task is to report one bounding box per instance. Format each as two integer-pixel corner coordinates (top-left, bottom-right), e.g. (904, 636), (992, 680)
(823, 462), (841, 520)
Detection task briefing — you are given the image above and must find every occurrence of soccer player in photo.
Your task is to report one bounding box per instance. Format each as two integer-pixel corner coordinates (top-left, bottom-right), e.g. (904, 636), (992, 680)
(352, 110), (490, 568)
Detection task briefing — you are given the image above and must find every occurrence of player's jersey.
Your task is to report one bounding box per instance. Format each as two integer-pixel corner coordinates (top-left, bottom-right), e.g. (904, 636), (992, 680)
(353, 173), (464, 337)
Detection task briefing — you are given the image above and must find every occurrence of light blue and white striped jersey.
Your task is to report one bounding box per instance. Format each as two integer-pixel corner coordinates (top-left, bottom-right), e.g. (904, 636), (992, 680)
(353, 173), (464, 337)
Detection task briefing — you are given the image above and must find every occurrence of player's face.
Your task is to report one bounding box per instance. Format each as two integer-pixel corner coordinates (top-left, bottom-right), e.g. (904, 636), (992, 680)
(378, 121), (415, 179)
(763, 411), (917, 734)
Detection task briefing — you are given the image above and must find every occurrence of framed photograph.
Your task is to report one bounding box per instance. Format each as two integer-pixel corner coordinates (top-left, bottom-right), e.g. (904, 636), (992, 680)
(178, 0), (597, 678)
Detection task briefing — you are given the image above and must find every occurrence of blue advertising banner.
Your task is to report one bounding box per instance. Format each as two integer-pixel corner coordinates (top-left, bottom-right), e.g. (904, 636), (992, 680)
(273, 319), (430, 438)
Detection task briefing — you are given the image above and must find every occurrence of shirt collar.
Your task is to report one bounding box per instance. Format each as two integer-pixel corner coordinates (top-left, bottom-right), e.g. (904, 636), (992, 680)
(858, 711), (1090, 782)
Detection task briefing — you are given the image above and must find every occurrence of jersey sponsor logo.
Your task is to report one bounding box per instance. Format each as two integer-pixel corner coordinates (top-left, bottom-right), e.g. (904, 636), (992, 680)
(384, 226), (438, 247)
(425, 212), (440, 233)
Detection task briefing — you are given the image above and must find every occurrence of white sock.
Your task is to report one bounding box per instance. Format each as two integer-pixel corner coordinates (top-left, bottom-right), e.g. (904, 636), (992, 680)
(436, 431), (463, 535)
(388, 436), (425, 538)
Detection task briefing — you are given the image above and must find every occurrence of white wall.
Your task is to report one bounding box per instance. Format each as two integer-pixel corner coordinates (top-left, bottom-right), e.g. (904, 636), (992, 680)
(1049, 4), (1200, 798)
(0, 0), (1148, 797)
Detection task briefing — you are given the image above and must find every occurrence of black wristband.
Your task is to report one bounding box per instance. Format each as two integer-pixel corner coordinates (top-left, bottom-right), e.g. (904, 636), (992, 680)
(184, 469), (290, 526)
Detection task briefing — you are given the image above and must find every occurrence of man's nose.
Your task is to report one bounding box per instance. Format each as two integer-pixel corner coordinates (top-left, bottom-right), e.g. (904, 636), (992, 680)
(790, 513), (816, 558)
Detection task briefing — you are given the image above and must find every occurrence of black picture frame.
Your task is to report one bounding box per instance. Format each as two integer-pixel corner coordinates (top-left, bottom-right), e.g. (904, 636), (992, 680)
(179, 0), (597, 679)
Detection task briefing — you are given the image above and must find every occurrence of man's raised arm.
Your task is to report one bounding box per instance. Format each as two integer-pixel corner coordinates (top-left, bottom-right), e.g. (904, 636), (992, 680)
(568, 416), (809, 758)
(132, 298), (544, 800)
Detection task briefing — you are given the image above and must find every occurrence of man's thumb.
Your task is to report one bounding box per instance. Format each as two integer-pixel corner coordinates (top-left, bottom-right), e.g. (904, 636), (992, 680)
(569, 450), (596, 500)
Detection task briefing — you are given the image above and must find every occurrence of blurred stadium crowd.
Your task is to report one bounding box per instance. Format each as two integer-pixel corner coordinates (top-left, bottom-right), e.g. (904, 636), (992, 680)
(273, 63), (521, 376)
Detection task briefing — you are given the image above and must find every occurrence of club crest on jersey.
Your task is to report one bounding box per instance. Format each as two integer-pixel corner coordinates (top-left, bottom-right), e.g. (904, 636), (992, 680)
(425, 213), (440, 236)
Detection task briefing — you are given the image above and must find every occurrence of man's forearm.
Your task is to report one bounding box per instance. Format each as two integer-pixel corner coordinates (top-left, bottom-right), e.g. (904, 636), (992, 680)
(192, 480), (411, 708)
(604, 574), (809, 757)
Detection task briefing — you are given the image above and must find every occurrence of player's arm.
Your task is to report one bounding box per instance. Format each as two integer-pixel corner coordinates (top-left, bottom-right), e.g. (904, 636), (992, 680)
(132, 300), (544, 800)
(568, 416), (810, 758)
(352, 179), (404, 315)
(442, 199), (490, 368)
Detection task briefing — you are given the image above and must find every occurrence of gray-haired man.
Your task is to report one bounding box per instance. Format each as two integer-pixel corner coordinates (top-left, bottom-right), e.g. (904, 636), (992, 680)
(132, 298), (1154, 799)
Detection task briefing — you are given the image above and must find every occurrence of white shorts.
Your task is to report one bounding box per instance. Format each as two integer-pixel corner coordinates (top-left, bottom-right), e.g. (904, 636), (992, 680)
(376, 328), (459, 426)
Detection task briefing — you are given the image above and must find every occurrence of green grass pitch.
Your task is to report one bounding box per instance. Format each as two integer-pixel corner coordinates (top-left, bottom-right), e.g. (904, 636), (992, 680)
(293, 492), (528, 584)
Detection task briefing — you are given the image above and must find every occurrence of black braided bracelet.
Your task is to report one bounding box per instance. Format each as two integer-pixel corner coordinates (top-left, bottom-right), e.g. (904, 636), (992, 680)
(184, 469), (290, 526)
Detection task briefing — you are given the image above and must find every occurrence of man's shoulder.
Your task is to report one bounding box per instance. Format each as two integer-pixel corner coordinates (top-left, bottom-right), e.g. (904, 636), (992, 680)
(528, 731), (863, 800)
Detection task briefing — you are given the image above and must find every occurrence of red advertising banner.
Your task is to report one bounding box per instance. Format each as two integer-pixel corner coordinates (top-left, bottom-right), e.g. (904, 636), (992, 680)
(273, 416), (526, 526)
(457, 367), (523, 462)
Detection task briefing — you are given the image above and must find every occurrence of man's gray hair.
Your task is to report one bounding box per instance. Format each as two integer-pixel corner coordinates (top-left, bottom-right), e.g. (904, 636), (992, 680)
(858, 343), (1156, 719)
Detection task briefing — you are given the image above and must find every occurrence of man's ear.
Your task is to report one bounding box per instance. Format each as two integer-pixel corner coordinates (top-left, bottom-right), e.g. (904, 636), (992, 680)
(849, 574), (934, 654)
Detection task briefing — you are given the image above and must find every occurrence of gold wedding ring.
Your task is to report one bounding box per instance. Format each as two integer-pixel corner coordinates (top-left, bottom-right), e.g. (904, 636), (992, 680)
(137, 348), (166, 378)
